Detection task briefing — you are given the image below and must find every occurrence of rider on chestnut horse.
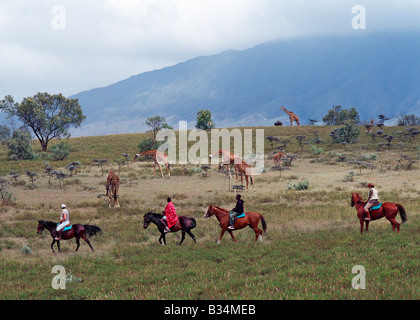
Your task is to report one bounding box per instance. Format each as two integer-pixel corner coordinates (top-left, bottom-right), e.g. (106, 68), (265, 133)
(364, 183), (380, 221)
(228, 194), (245, 230)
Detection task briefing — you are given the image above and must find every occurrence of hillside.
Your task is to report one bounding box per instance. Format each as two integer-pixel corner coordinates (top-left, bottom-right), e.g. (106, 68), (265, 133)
(70, 32), (420, 136)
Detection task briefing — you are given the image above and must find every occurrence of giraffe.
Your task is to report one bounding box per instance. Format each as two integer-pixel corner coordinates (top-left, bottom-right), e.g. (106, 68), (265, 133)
(106, 170), (120, 208)
(209, 150), (242, 182)
(134, 149), (170, 178)
(280, 106), (300, 126)
(365, 119), (374, 134)
(234, 160), (255, 192)
(273, 152), (286, 166)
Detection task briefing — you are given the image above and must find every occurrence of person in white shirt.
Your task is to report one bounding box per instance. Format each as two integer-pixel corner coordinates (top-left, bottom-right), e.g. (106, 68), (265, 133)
(364, 183), (379, 221)
(55, 204), (70, 240)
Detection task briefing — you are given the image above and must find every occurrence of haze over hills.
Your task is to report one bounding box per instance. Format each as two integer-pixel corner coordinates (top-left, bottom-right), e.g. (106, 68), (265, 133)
(69, 32), (420, 136)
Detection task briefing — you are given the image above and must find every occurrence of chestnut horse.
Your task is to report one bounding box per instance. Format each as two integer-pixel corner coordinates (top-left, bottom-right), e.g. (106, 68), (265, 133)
(350, 193), (408, 234)
(204, 205), (266, 243)
(37, 220), (102, 253)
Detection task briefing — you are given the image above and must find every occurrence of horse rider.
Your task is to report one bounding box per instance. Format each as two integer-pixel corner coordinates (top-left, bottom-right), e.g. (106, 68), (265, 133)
(364, 183), (380, 221)
(55, 204), (70, 240)
(162, 197), (179, 233)
(228, 194), (245, 230)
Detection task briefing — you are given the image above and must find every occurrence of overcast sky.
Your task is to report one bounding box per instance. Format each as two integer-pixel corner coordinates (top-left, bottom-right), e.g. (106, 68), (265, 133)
(1, 0), (419, 102)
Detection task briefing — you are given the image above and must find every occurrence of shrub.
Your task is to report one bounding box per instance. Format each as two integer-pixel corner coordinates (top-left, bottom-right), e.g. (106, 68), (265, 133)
(288, 180), (310, 191)
(329, 121), (360, 145)
(50, 141), (71, 161)
(6, 129), (35, 160)
(20, 245), (32, 255)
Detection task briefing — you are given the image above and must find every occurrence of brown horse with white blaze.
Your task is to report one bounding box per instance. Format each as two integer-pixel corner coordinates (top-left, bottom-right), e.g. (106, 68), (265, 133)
(350, 192), (408, 234)
(204, 205), (266, 243)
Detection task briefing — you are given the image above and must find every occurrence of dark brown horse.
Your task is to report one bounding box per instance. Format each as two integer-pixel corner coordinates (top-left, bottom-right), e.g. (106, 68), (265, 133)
(350, 193), (408, 234)
(204, 205), (266, 243)
(143, 212), (197, 245)
(37, 220), (102, 253)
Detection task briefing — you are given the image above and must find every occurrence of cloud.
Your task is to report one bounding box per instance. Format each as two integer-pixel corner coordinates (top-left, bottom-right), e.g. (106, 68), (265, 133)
(1, 0), (419, 102)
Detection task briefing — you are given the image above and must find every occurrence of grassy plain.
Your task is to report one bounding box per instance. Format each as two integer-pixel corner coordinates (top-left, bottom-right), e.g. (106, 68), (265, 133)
(0, 125), (419, 300)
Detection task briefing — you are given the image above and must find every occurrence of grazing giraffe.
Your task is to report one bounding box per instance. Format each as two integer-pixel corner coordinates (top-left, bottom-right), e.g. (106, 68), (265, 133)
(134, 149), (170, 178)
(106, 170), (120, 208)
(273, 152), (286, 166)
(280, 106), (300, 126)
(234, 160), (255, 192)
(365, 119), (374, 133)
(209, 150), (242, 182)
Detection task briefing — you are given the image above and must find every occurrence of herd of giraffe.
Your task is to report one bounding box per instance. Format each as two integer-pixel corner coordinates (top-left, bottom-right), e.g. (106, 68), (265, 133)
(106, 107), (299, 206)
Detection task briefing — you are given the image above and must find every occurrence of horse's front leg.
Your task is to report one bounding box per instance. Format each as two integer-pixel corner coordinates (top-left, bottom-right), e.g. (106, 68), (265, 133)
(179, 231), (186, 245)
(228, 230), (238, 243)
(365, 221), (370, 233)
(218, 229), (226, 244)
(51, 239), (56, 254)
(359, 219), (364, 234)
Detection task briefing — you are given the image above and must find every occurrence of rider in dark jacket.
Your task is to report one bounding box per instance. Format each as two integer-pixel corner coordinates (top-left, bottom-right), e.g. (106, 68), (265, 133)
(228, 194), (244, 230)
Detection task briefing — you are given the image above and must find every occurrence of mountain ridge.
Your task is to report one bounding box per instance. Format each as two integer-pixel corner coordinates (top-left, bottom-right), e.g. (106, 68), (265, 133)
(70, 32), (420, 136)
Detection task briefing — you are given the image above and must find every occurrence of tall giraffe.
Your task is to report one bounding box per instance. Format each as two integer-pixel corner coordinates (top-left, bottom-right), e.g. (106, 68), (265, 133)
(209, 150), (242, 182)
(106, 170), (120, 208)
(280, 106), (300, 126)
(234, 160), (255, 192)
(134, 149), (170, 178)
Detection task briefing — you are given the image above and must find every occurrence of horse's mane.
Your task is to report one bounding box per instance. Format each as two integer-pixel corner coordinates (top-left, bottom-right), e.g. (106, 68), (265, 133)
(352, 193), (367, 204)
(145, 212), (163, 219)
(39, 220), (57, 230)
(212, 205), (229, 212)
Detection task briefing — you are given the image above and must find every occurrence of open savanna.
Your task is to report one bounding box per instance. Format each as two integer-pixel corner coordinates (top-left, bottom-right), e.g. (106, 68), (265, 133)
(0, 126), (419, 300)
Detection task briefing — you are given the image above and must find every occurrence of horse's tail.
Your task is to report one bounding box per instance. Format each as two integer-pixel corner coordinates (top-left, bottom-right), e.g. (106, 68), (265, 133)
(190, 218), (197, 230)
(84, 225), (103, 238)
(396, 204), (408, 224)
(259, 214), (267, 233)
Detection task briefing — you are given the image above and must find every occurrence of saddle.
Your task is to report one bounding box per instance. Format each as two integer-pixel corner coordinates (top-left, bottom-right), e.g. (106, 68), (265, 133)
(230, 212), (245, 219)
(369, 203), (382, 212)
(57, 224), (72, 232)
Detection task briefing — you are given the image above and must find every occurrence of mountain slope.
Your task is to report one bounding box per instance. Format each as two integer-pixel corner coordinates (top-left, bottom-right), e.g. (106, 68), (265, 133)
(71, 33), (420, 136)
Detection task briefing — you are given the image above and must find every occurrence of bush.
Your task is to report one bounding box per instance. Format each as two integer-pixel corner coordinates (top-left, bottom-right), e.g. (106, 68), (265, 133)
(6, 129), (35, 160)
(310, 145), (325, 155)
(50, 141), (71, 161)
(288, 180), (310, 191)
(329, 121), (360, 145)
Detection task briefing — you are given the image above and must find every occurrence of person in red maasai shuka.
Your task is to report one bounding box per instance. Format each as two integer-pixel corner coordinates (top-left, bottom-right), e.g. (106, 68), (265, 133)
(162, 197), (179, 233)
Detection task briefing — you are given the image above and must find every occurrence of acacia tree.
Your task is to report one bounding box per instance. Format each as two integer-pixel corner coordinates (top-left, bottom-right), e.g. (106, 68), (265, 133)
(0, 93), (86, 152)
(145, 116), (172, 142)
(196, 109), (215, 131)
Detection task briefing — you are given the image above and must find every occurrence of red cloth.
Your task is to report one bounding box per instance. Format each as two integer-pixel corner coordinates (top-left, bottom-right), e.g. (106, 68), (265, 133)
(165, 202), (179, 228)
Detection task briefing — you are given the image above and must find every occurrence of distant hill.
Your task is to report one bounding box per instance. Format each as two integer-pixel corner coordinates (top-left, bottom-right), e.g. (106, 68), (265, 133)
(71, 32), (420, 136)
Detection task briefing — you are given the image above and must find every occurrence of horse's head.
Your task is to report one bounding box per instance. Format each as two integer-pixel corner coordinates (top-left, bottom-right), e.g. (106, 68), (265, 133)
(143, 213), (152, 229)
(204, 205), (214, 219)
(351, 192), (362, 207)
(37, 220), (45, 234)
